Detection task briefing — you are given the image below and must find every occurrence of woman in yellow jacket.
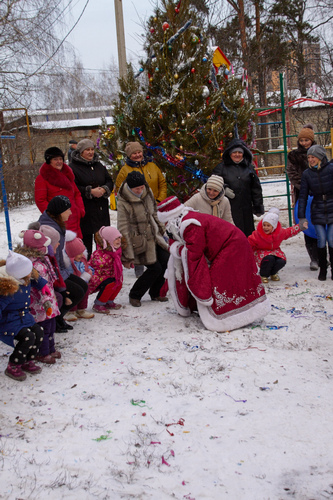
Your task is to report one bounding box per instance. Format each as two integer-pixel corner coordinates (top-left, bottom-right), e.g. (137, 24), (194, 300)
(115, 142), (167, 203)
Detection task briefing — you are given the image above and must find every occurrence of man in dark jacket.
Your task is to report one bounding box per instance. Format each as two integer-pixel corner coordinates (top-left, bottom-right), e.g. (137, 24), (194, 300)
(213, 139), (264, 237)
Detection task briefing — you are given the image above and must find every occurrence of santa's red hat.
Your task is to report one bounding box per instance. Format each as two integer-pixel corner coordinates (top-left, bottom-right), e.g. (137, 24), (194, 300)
(157, 196), (185, 223)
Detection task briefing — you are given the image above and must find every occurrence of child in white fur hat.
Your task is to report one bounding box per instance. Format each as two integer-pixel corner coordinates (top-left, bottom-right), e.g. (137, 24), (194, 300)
(248, 207), (306, 283)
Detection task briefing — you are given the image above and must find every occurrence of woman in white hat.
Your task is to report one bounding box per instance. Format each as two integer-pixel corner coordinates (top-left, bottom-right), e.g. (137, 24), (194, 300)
(185, 175), (234, 223)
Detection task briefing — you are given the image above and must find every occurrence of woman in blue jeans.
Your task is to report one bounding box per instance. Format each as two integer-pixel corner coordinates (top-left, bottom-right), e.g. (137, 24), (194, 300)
(298, 145), (333, 281)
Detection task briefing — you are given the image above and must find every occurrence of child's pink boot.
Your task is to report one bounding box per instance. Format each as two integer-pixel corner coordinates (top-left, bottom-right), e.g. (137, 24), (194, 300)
(21, 360), (42, 374)
(92, 304), (110, 314)
(5, 362), (27, 381)
(106, 301), (122, 310)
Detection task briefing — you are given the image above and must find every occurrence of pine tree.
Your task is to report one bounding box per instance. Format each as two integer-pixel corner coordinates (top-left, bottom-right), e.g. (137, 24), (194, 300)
(98, 0), (255, 200)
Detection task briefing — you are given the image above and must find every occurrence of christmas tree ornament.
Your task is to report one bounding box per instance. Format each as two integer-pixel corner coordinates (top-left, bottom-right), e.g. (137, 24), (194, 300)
(202, 86), (210, 98)
(154, 17), (157, 22)
(181, 120), (185, 125)
(139, 68), (144, 73)
(162, 22), (169, 31)
(155, 67), (159, 72)
(202, 56), (207, 62)
(191, 68), (196, 73)
(150, 28), (155, 34)
(179, 145), (183, 150)
(146, 95), (150, 100)
(191, 35), (198, 44)
(175, 7), (180, 13)
(149, 77), (153, 82)
(182, 43), (186, 49)
(174, 73), (179, 80)
(168, 45), (172, 51)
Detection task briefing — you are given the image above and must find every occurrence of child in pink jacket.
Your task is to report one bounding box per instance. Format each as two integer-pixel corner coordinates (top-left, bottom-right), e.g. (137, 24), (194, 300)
(88, 226), (123, 314)
(248, 208), (303, 283)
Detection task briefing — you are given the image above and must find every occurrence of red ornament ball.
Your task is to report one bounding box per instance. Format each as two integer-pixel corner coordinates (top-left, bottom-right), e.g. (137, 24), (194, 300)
(146, 95), (150, 100)
(150, 28), (155, 34)
(162, 22), (169, 31)
(191, 68), (196, 73)
(175, 7), (180, 13)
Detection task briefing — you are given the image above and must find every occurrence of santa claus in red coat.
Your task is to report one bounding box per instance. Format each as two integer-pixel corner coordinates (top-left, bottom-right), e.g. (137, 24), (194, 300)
(157, 196), (270, 332)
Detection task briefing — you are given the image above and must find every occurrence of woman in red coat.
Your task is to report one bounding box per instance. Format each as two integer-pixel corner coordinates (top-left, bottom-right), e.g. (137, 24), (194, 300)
(35, 147), (85, 237)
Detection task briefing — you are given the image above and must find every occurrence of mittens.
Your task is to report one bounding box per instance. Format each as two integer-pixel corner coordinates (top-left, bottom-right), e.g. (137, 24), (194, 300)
(43, 300), (52, 317)
(298, 218), (308, 231)
(225, 187), (235, 199)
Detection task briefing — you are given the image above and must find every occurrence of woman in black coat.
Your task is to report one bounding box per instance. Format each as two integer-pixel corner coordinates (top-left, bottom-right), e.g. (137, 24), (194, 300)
(298, 145), (333, 281)
(70, 139), (114, 258)
(287, 123), (318, 270)
(212, 139), (264, 237)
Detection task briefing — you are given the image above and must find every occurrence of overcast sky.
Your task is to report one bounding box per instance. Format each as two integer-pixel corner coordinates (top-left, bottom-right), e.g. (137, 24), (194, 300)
(65, 0), (157, 72)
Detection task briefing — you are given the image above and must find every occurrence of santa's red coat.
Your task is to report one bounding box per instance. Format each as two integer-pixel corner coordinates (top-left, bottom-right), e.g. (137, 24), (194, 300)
(35, 162), (85, 238)
(166, 212), (270, 332)
(248, 220), (301, 267)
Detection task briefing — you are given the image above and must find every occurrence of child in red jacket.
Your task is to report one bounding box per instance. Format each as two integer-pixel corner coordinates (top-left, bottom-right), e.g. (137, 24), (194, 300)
(248, 208), (305, 283)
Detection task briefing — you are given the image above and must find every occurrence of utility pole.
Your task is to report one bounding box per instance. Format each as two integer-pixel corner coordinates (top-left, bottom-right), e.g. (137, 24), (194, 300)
(114, 0), (127, 79)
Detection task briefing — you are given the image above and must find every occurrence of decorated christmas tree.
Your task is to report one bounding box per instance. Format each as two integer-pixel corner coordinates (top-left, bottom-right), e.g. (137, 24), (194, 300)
(98, 0), (255, 200)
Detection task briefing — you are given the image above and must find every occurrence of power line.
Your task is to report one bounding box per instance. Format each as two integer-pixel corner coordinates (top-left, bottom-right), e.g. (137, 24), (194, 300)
(29, 0), (91, 78)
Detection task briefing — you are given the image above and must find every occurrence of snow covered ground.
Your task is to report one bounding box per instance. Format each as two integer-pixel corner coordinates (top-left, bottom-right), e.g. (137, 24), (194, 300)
(0, 178), (333, 500)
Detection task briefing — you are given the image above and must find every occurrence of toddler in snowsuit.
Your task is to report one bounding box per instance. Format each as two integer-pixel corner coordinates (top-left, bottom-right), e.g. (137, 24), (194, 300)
(248, 208), (303, 283)
(0, 251), (46, 381)
(88, 226), (123, 314)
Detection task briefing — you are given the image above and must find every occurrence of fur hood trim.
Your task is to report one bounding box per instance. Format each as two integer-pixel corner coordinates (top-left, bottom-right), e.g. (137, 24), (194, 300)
(39, 162), (75, 191)
(0, 260), (20, 295)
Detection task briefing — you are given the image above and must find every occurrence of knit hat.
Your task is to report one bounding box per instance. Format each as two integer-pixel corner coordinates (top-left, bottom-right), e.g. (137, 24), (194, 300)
(298, 124), (315, 142)
(99, 226), (122, 250)
(157, 196), (185, 223)
(65, 231), (86, 258)
(6, 250), (33, 280)
(125, 142), (143, 158)
(263, 207), (280, 231)
(39, 225), (60, 248)
(44, 147), (64, 164)
(229, 146), (244, 154)
(206, 175), (224, 192)
(126, 171), (146, 188)
(307, 145), (327, 161)
(19, 229), (51, 254)
(77, 139), (94, 153)
(47, 195), (71, 216)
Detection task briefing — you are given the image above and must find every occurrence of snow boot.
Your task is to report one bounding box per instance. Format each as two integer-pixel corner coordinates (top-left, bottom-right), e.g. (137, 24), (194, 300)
(305, 236), (319, 271)
(5, 362), (27, 381)
(317, 247), (327, 281)
(21, 360), (42, 374)
(76, 309), (95, 319)
(328, 247), (333, 280)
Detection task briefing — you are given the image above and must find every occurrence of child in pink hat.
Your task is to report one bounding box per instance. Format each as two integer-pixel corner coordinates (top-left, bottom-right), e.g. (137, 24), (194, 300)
(88, 226), (123, 314)
(64, 231), (94, 320)
(15, 229), (61, 364)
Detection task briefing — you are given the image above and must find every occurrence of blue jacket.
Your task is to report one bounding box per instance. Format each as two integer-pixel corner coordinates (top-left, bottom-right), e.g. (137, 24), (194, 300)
(0, 264), (47, 347)
(298, 159), (333, 225)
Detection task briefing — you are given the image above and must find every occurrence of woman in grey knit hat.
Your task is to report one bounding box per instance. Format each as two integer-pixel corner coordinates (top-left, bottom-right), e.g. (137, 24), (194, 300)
(70, 139), (114, 258)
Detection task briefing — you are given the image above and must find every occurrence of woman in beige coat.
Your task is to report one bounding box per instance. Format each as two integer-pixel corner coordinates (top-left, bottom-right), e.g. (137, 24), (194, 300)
(117, 172), (169, 307)
(185, 175), (234, 224)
